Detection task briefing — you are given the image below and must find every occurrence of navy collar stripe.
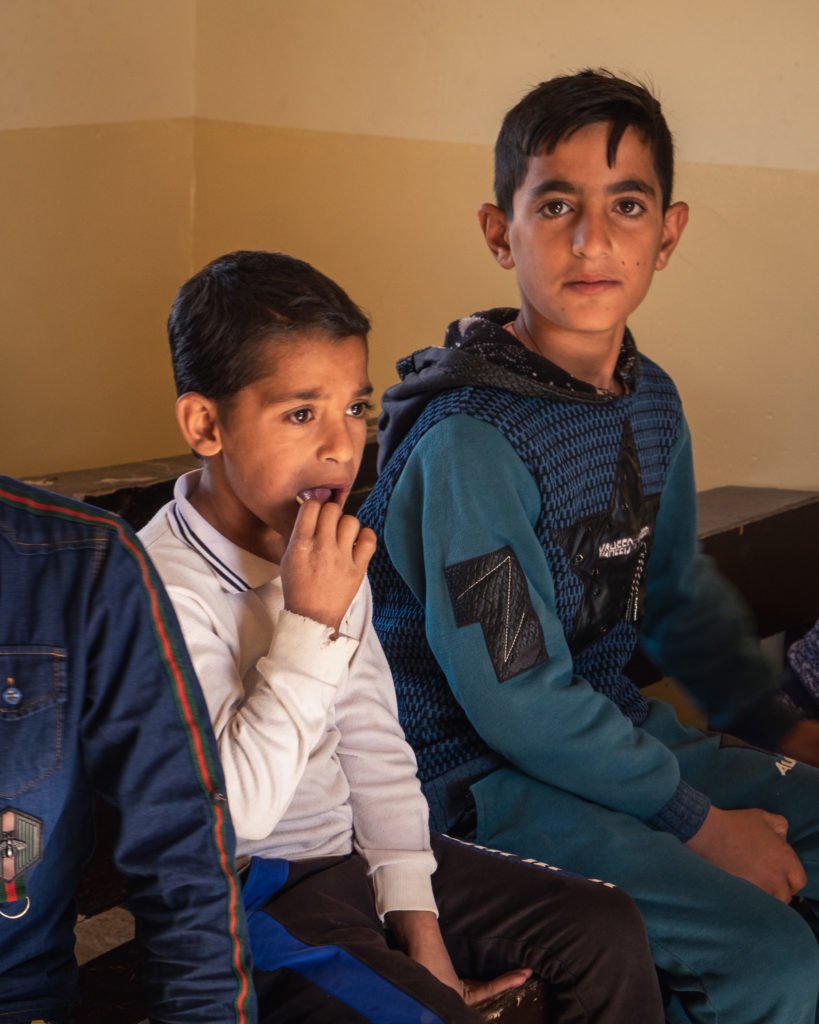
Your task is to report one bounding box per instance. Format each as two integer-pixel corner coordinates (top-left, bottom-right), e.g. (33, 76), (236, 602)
(172, 505), (250, 593)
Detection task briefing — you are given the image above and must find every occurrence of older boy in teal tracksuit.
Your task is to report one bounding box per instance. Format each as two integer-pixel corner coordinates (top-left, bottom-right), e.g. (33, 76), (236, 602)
(361, 70), (819, 1023)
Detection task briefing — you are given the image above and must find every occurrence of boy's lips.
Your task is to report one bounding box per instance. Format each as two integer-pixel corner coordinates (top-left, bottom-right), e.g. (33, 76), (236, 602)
(565, 276), (619, 296)
(296, 484), (349, 506)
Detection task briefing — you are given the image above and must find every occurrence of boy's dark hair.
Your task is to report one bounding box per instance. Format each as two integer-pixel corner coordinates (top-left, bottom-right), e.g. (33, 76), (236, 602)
(494, 69), (675, 216)
(168, 250), (370, 399)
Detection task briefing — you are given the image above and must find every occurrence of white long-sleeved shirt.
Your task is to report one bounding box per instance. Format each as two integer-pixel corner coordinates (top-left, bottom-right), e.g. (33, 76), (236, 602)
(140, 471), (436, 917)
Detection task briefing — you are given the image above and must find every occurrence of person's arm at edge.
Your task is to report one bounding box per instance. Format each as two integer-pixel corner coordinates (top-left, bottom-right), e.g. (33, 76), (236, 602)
(82, 527), (255, 1024)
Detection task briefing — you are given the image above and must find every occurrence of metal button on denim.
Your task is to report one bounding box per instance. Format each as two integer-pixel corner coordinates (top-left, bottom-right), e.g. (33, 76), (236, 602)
(2, 685), (22, 706)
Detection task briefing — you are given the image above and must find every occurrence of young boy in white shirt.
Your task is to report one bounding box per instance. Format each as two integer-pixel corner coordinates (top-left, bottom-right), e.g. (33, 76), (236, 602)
(140, 249), (664, 1023)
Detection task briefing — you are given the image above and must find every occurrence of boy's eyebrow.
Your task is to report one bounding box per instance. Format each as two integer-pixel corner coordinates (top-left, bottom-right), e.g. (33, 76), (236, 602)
(261, 382), (374, 404)
(605, 178), (657, 198)
(529, 177), (657, 199)
(530, 178), (578, 198)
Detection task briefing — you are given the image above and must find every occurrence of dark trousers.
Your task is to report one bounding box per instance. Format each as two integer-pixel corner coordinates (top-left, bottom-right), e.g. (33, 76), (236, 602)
(243, 833), (664, 1023)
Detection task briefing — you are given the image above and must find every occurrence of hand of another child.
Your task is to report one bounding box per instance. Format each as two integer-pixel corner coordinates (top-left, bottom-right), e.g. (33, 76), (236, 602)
(281, 499), (376, 634)
(778, 719), (819, 769)
(685, 806), (806, 903)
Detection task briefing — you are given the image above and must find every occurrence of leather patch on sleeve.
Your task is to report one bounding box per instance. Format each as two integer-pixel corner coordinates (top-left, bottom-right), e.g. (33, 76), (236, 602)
(445, 546), (549, 682)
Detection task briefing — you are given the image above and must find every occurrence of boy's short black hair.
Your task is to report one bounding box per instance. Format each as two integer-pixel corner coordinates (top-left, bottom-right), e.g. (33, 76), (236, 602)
(168, 250), (370, 399)
(494, 69), (675, 216)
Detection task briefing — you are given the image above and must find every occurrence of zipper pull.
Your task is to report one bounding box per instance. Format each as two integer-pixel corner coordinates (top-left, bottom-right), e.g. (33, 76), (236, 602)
(625, 543), (647, 623)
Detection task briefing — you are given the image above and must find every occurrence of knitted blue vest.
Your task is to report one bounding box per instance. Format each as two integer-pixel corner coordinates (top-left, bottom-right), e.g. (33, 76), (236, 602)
(361, 354), (683, 785)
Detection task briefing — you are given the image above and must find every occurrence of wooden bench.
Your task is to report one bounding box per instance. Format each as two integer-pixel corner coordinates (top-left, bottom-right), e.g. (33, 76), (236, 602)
(24, 454), (818, 1023)
(698, 486), (819, 638)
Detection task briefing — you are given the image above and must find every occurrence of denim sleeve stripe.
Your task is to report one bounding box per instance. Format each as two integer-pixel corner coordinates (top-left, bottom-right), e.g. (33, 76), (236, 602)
(0, 480), (254, 1024)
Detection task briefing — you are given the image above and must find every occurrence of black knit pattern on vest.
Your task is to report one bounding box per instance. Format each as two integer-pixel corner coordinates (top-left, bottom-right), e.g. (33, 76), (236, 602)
(361, 356), (683, 786)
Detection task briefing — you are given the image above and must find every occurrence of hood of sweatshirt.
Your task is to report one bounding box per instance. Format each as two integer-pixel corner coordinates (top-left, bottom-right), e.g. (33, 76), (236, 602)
(377, 307), (639, 471)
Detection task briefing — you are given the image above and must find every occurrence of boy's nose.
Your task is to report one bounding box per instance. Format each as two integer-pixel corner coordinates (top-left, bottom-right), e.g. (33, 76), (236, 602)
(571, 211), (610, 259)
(319, 419), (355, 464)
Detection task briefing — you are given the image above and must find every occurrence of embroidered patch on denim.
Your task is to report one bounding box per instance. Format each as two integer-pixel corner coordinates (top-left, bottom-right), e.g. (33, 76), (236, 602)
(1, 806), (43, 905)
(445, 546), (549, 682)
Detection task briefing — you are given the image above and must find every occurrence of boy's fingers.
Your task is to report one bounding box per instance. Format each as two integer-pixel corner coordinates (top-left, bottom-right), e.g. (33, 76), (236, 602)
(788, 858), (808, 896)
(764, 812), (789, 839)
(336, 512), (363, 549)
(290, 497), (321, 539)
(463, 969), (531, 1007)
(352, 527), (377, 569)
(313, 499), (344, 540)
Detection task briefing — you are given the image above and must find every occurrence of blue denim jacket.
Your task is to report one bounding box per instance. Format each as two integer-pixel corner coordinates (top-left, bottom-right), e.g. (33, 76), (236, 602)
(0, 476), (256, 1024)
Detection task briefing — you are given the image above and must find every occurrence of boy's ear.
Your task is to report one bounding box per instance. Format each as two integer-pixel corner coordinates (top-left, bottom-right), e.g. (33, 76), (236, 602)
(655, 201), (689, 271)
(175, 392), (223, 457)
(478, 203), (515, 269)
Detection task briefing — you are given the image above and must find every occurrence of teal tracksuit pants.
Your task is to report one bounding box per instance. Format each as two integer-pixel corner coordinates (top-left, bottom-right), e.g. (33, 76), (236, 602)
(469, 699), (819, 1024)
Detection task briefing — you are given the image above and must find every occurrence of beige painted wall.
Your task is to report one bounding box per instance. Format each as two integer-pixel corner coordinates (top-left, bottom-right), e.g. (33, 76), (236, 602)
(0, 0), (195, 129)
(0, 120), (194, 475)
(634, 160), (819, 490)
(196, 0), (819, 171)
(2, 0), (817, 490)
(0, 1), (195, 477)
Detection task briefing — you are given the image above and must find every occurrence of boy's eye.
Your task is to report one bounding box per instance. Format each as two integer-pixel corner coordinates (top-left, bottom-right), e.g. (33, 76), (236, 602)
(614, 198), (646, 217)
(539, 199), (573, 218)
(347, 401), (373, 419)
(288, 408), (313, 425)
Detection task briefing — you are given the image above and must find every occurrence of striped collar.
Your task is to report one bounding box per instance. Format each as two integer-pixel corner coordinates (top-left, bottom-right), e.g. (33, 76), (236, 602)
(169, 471), (280, 594)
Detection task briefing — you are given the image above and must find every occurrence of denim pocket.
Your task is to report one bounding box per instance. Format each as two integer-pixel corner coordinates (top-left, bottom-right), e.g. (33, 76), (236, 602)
(0, 646), (66, 798)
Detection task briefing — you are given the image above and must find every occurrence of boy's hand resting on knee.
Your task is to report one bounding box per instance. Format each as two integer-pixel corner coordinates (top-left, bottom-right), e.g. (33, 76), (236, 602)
(686, 806), (806, 903)
(281, 499), (376, 634)
(387, 910), (531, 1007)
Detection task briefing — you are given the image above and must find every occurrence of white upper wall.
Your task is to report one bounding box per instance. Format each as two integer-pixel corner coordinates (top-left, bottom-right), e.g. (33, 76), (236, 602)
(0, 0), (195, 130)
(196, 0), (819, 173)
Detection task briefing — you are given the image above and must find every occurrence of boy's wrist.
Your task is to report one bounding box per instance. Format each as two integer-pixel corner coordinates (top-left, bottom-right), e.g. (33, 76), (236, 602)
(646, 778), (710, 842)
(282, 602), (341, 634)
(277, 607), (351, 640)
(385, 910), (444, 958)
